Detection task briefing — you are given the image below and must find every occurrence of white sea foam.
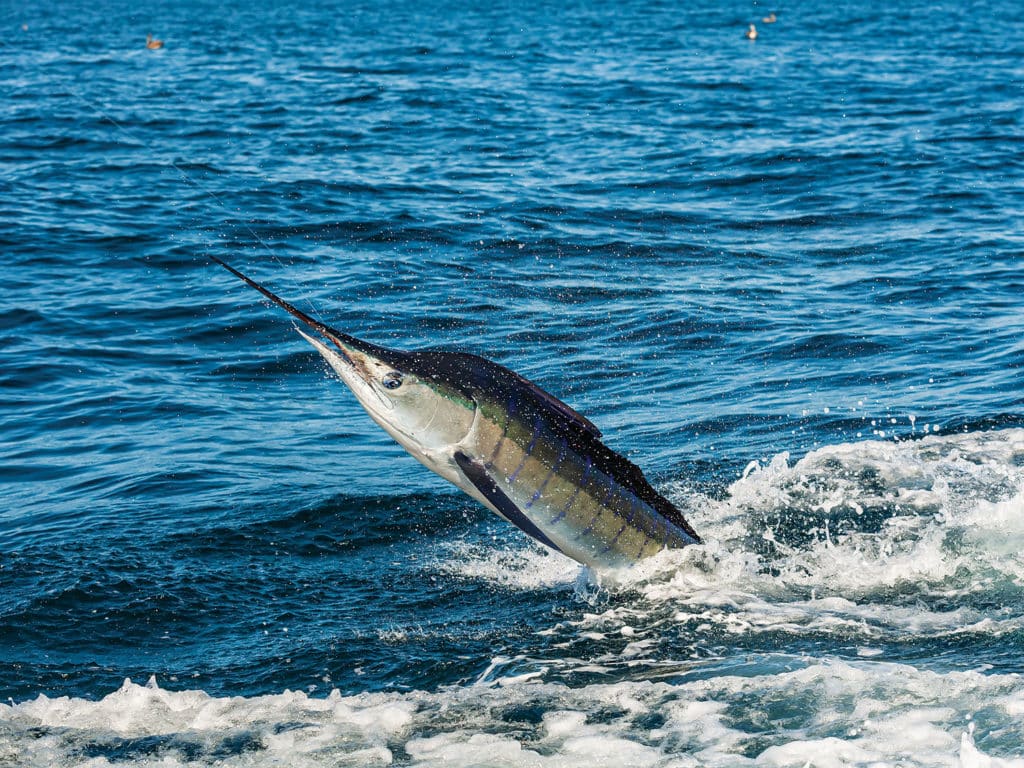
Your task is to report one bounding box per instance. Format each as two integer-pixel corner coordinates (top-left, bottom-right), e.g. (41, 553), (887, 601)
(432, 539), (582, 591)
(434, 430), (1024, 648)
(2, 660), (1023, 766)
(4, 430), (1022, 766)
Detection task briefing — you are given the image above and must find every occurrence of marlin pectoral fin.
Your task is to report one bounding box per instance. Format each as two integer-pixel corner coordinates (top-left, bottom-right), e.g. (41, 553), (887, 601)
(453, 451), (564, 554)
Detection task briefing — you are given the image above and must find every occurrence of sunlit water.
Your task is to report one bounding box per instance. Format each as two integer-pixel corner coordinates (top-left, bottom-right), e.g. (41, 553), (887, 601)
(2, 0), (1023, 765)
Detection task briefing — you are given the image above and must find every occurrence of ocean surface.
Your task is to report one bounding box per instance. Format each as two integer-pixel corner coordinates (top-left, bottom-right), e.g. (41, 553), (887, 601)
(2, 0), (1023, 764)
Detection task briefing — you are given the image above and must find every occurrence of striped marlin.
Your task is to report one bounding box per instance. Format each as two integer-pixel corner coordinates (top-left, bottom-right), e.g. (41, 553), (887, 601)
(212, 257), (701, 568)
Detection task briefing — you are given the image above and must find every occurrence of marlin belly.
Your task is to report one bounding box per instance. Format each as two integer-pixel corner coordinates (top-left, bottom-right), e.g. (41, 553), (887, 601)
(460, 395), (698, 568)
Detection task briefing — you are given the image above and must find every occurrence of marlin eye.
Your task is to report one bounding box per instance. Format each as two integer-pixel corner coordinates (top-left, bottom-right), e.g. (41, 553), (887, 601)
(382, 372), (403, 390)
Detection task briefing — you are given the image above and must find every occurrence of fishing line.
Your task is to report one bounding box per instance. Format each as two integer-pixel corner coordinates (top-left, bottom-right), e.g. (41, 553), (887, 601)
(1, 34), (325, 316)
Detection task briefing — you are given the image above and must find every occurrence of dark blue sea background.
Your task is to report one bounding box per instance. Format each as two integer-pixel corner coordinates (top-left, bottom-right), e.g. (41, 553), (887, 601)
(2, 0), (1023, 765)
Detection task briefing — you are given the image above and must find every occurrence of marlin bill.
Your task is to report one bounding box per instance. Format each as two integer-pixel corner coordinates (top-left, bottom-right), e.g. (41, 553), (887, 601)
(212, 257), (701, 569)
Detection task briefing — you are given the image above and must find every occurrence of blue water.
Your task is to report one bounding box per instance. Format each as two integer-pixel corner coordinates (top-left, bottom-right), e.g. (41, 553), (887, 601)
(2, 0), (1023, 764)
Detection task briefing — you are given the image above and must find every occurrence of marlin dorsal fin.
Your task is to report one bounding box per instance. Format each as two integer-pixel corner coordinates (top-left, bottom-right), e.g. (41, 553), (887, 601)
(504, 367), (602, 439)
(410, 350), (602, 439)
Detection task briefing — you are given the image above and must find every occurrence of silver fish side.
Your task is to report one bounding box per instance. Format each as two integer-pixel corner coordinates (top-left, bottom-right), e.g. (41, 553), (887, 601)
(423, 352), (700, 567)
